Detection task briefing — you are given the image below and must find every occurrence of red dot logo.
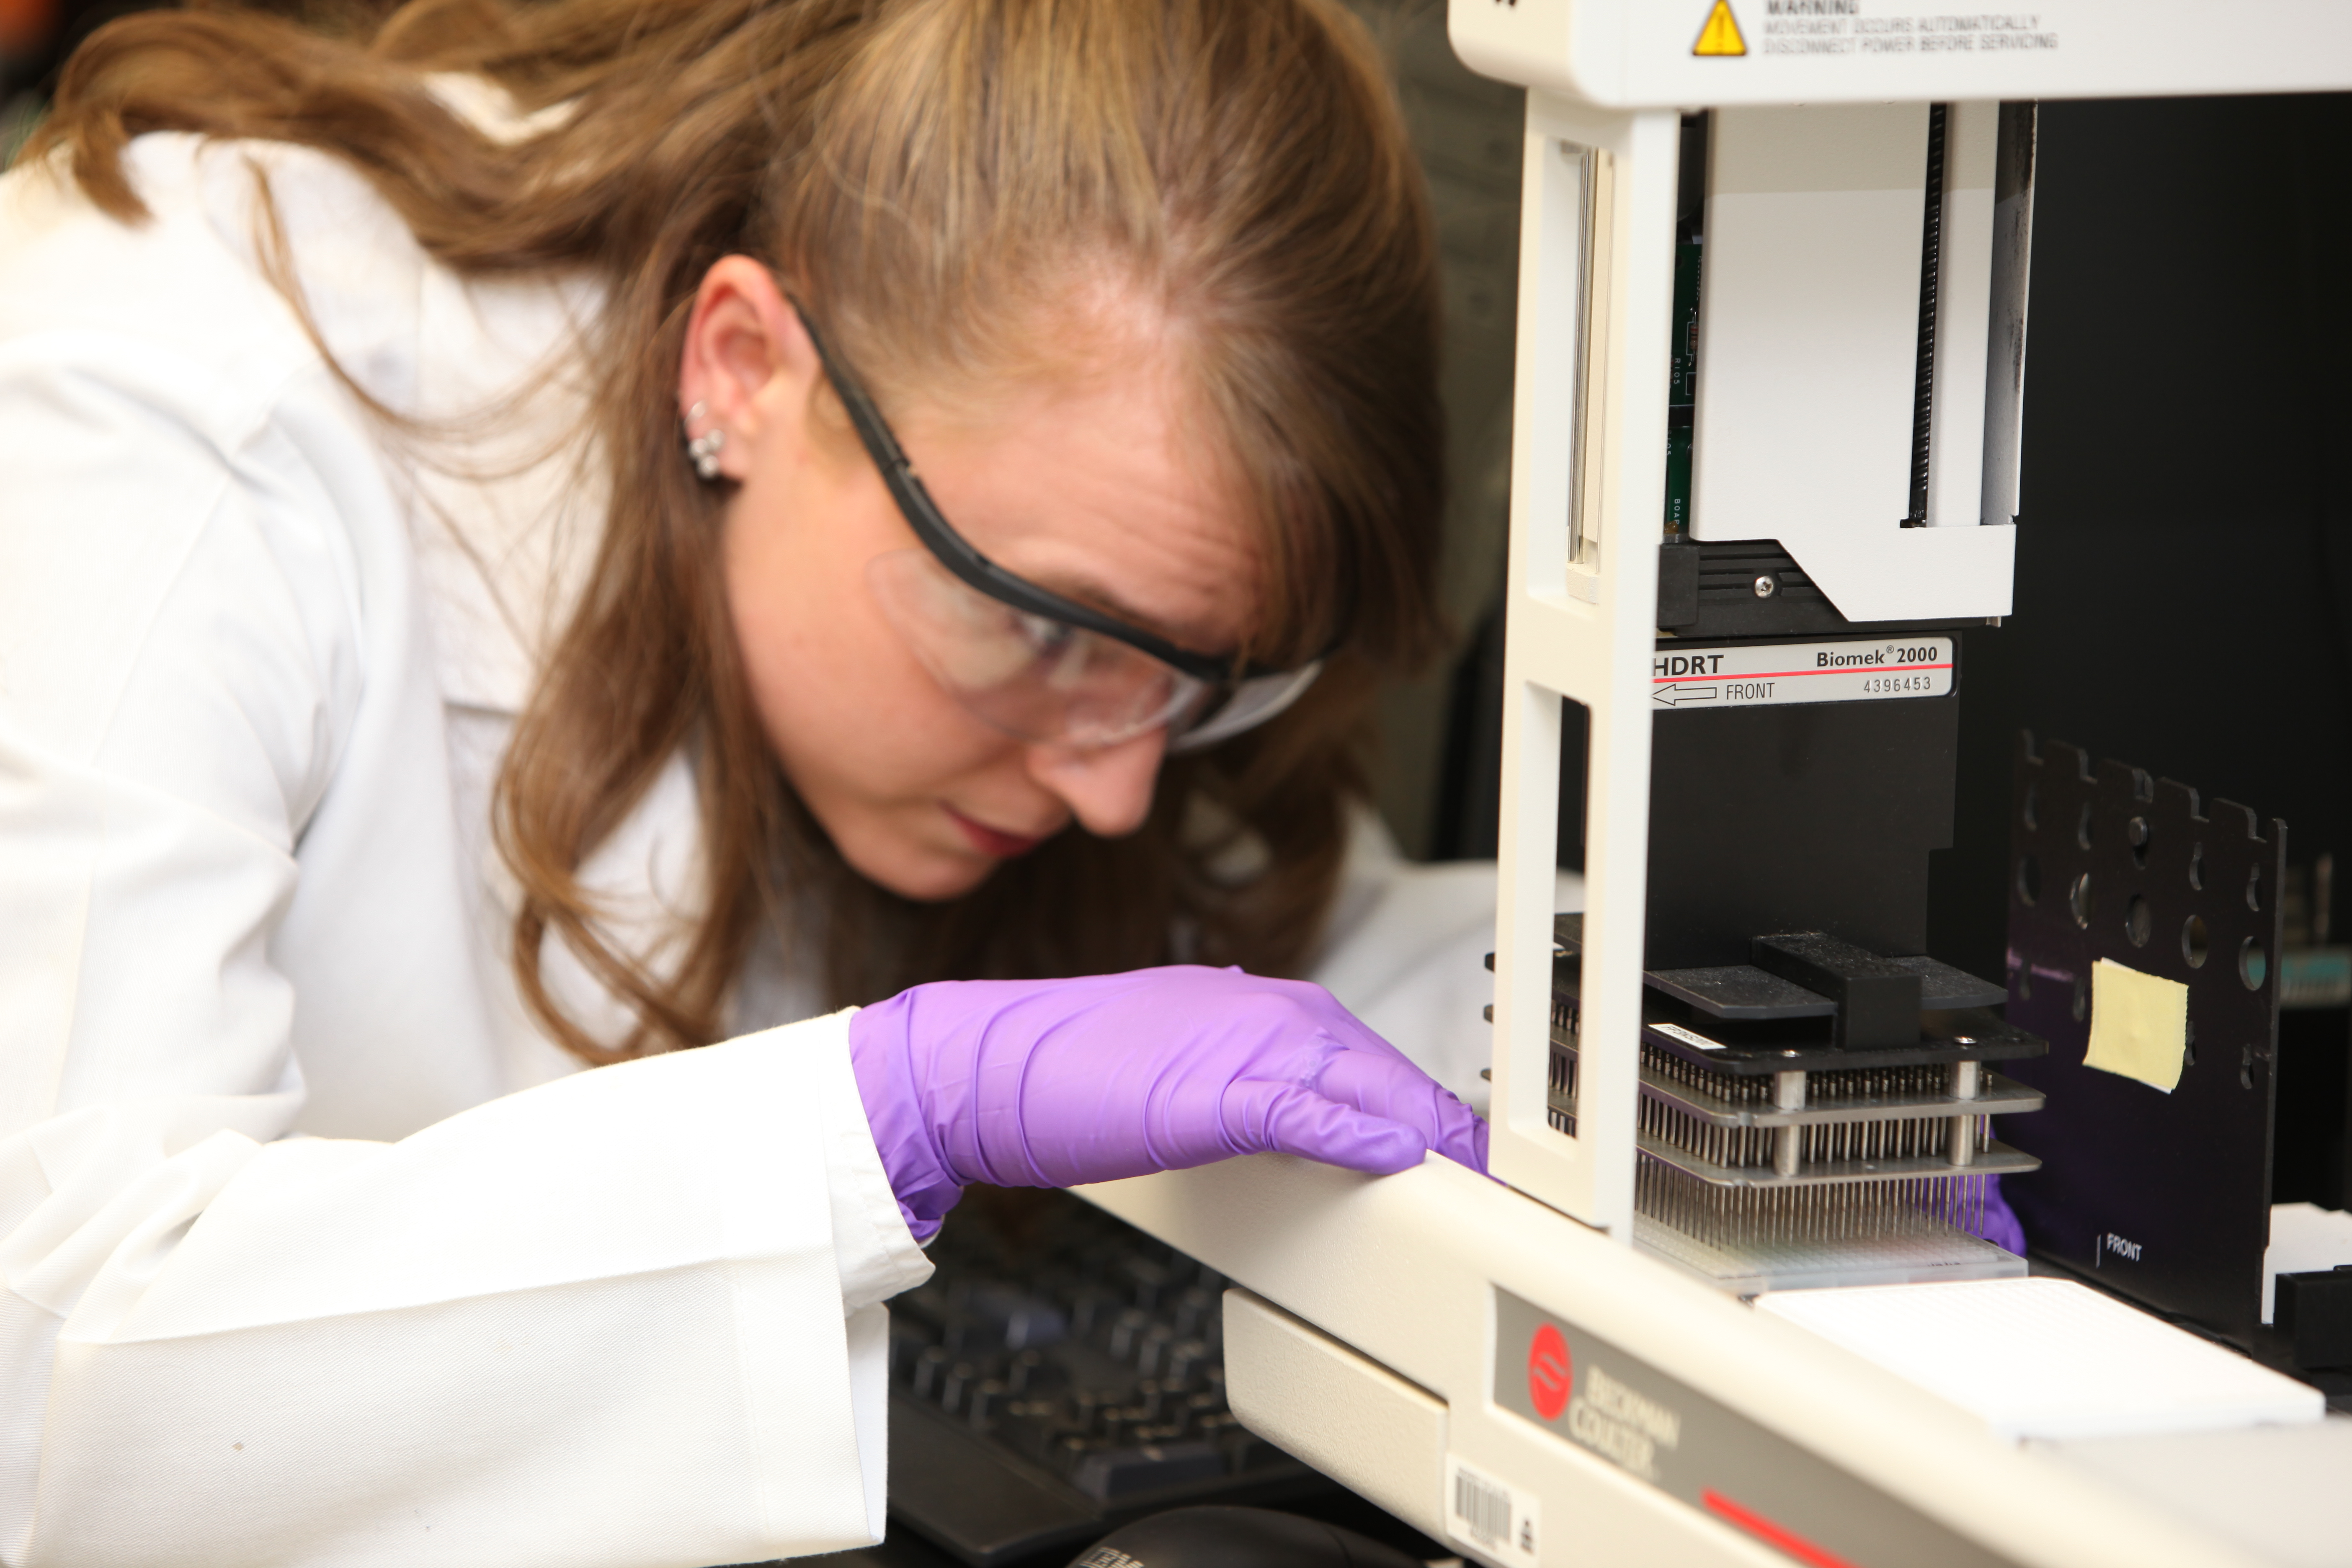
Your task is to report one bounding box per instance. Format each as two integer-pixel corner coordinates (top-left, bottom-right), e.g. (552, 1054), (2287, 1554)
(1527, 1323), (1573, 1421)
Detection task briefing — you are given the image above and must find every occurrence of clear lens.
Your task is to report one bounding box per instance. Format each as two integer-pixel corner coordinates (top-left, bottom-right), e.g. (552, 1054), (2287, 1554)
(1168, 662), (1323, 753)
(868, 550), (1210, 747)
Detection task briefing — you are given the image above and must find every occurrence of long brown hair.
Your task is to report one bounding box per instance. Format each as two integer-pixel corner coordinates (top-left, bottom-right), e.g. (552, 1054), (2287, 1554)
(31, 0), (1446, 1062)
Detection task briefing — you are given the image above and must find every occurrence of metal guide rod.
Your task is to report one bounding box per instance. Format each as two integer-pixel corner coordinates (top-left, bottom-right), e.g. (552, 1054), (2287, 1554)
(1948, 1057), (1981, 1168)
(1772, 1070), (1806, 1178)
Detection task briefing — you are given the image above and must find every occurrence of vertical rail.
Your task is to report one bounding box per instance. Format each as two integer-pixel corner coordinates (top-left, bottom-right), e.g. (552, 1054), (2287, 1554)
(1904, 102), (1950, 525)
(1488, 116), (1578, 1219)
(1489, 98), (1679, 1237)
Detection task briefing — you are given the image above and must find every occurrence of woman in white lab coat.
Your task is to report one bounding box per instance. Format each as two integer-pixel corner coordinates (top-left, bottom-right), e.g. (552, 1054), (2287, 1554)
(0, 1), (1517, 1563)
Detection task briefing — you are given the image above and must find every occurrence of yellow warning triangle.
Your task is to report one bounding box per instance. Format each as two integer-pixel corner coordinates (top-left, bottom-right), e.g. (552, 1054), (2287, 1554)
(1693, 0), (1747, 56)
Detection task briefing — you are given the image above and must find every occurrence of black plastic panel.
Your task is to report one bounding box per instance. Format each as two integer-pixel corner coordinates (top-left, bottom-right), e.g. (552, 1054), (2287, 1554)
(1646, 965), (1837, 1019)
(1643, 674), (1961, 970)
(1752, 932), (1923, 1049)
(1552, 915), (2009, 1024)
(2000, 735), (2285, 1344)
(2275, 1270), (2352, 1371)
(1655, 539), (1983, 638)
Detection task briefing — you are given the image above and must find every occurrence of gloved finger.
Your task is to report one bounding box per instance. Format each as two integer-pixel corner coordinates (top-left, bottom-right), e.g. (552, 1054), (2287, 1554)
(1305, 1046), (1491, 1175)
(1973, 1176), (2027, 1253)
(1225, 1077), (1431, 1175)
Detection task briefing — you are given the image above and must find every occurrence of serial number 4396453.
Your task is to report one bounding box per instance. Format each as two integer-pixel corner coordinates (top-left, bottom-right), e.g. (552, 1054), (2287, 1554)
(1862, 675), (1936, 694)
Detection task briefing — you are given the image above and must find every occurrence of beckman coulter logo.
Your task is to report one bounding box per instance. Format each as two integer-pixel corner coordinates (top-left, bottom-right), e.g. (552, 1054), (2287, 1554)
(1568, 1364), (1683, 1481)
(1524, 1323), (1684, 1483)
(1527, 1323), (1573, 1421)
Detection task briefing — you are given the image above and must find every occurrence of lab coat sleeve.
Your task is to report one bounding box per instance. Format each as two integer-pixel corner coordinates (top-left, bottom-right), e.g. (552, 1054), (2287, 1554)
(1307, 810), (1583, 1119)
(23, 1021), (927, 1568)
(0, 323), (928, 1563)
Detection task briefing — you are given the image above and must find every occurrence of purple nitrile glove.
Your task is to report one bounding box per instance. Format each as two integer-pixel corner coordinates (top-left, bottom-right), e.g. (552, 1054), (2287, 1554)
(1971, 1175), (2027, 1255)
(848, 965), (1489, 1240)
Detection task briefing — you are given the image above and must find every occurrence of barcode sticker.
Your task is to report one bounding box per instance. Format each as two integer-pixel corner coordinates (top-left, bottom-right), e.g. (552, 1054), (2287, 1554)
(1651, 1022), (1725, 1052)
(1445, 1455), (1540, 1566)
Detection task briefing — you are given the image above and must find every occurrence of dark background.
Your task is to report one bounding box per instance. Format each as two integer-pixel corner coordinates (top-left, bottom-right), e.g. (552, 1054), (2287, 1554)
(1924, 93), (2352, 987)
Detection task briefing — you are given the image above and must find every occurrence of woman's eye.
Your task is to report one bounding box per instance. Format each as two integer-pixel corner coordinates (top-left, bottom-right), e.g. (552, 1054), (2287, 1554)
(1014, 612), (1076, 655)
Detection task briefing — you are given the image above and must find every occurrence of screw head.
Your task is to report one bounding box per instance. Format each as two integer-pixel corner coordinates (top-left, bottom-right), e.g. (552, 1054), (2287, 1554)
(1752, 574), (1778, 598)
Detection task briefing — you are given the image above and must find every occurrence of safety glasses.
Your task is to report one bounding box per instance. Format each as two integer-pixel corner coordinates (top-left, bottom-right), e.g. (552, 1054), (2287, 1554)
(794, 305), (1323, 753)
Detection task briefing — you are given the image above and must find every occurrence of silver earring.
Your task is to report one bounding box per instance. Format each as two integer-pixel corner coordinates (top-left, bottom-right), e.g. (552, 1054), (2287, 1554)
(682, 401), (727, 482)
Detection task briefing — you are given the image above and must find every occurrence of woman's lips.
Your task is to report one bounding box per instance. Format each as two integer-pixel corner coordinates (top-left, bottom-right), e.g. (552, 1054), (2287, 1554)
(943, 804), (1048, 859)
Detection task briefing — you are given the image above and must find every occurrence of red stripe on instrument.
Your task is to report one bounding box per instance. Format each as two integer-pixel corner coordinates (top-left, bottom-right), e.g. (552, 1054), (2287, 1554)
(1701, 1489), (1865, 1568)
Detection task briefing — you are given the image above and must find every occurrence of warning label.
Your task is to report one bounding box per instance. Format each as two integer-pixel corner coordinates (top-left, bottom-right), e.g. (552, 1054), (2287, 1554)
(1693, 0), (1747, 55)
(1651, 637), (1952, 709)
(1715, 1), (2061, 57)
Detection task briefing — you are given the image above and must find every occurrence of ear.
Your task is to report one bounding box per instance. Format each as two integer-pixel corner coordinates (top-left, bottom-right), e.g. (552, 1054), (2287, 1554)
(676, 256), (823, 482)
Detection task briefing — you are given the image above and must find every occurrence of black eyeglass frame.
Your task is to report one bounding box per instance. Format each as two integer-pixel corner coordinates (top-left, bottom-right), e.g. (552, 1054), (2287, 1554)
(792, 303), (1303, 687)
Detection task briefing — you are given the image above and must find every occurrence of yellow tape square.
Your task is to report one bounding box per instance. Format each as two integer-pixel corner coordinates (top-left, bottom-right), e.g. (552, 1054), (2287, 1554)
(2082, 957), (2190, 1093)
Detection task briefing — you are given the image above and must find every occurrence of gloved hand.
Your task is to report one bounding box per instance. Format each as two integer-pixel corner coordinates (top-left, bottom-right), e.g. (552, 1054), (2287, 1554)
(1973, 1176), (2027, 1255)
(848, 965), (1488, 1239)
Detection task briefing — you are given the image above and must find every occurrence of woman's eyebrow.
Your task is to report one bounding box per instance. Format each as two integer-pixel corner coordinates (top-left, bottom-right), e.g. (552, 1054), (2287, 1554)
(1027, 565), (1225, 656)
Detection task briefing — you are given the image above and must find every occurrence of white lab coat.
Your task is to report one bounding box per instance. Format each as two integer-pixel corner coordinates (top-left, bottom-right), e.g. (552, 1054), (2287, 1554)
(0, 125), (1534, 1568)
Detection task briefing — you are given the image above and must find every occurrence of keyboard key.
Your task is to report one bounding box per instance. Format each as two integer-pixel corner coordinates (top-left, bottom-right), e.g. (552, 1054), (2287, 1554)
(1118, 1255), (1178, 1311)
(1064, 1284), (1120, 1338)
(1105, 1307), (1151, 1360)
(965, 1377), (1009, 1428)
(1166, 1337), (1212, 1387)
(910, 1346), (949, 1401)
(1004, 1348), (1053, 1393)
(882, 1187), (1326, 1560)
(938, 1361), (980, 1415)
(960, 1281), (1069, 1351)
(1067, 1439), (1227, 1501)
(1172, 1286), (1217, 1339)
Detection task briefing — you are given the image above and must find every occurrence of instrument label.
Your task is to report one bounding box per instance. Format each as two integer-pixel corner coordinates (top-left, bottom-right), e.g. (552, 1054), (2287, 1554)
(1445, 1454), (1541, 1568)
(1653, 637), (1953, 710)
(1652, 1022), (1729, 1052)
(1688, 2), (2064, 60)
(1492, 1288), (2019, 1566)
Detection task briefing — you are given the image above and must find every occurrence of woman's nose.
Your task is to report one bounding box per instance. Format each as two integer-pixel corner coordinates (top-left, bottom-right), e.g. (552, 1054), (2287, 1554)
(1025, 728), (1168, 838)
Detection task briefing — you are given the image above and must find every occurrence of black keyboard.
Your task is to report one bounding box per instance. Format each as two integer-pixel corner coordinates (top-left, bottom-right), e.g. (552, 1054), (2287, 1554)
(867, 1189), (1348, 1567)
